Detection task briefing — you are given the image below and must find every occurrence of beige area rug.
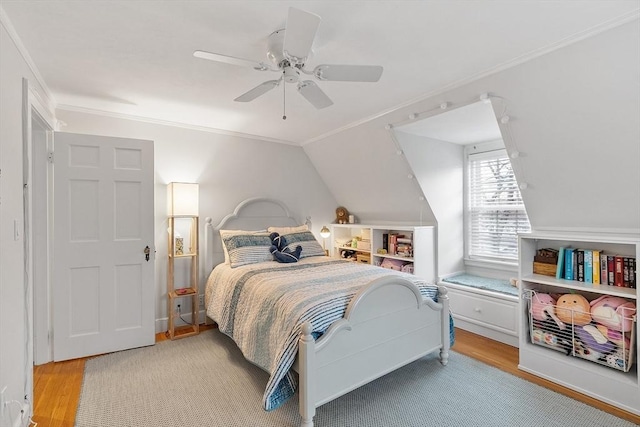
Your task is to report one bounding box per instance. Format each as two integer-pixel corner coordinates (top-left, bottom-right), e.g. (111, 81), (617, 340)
(76, 329), (636, 427)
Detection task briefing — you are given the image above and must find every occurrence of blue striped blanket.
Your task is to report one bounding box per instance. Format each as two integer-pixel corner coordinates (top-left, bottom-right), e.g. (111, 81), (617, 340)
(205, 257), (450, 411)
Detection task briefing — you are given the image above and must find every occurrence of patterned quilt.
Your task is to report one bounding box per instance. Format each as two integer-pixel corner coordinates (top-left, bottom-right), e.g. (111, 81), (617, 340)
(205, 257), (449, 411)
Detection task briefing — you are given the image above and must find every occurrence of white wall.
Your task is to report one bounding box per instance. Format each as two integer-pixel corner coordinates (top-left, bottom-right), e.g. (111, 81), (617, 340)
(305, 20), (640, 236)
(0, 21), (52, 424)
(55, 109), (338, 330)
(303, 121), (438, 224)
(394, 131), (465, 278)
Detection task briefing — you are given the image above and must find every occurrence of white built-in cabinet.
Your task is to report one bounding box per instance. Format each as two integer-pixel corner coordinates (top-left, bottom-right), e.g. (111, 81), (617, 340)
(518, 232), (640, 415)
(331, 224), (435, 283)
(443, 285), (519, 347)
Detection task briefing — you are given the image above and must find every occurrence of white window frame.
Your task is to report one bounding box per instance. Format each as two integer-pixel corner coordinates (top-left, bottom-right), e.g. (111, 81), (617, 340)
(464, 140), (531, 269)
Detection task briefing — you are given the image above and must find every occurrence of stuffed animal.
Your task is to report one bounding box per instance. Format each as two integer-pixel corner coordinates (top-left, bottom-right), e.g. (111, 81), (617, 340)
(556, 293), (592, 326)
(595, 324), (631, 352)
(531, 293), (565, 330)
(269, 232), (302, 263)
(574, 339), (605, 362)
(605, 348), (627, 370)
(590, 295), (636, 333)
(531, 328), (544, 344)
(539, 318), (572, 355)
(575, 324), (615, 354)
(340, 249), (356, 260)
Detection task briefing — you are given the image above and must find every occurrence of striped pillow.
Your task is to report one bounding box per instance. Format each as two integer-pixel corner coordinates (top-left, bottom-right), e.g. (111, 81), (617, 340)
(280, 230), (326, 258)
(220, 230), (273, 268)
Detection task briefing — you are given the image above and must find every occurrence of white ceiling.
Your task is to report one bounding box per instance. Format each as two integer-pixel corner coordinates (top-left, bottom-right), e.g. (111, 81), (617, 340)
(2, 1), (638, 145)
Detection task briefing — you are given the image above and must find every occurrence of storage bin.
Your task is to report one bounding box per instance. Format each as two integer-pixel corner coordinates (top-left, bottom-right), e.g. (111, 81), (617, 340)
(356, 240), (371, 251)
(526, 289), (636, 372)
(356, 253), (371, 264)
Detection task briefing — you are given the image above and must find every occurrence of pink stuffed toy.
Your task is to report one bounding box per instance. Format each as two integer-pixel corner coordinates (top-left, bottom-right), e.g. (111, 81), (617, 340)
(596, 324), (631, 352)
(531, 293), (564, 329)
(590, 295), (636, 333)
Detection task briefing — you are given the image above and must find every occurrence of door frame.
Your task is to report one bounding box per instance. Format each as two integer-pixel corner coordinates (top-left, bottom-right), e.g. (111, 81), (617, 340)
(22, 78), (56, 368)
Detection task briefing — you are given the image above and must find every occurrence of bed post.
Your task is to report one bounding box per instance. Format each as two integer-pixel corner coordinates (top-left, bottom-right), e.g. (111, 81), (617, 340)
(438, 286), (450, 366)
(298, 322), (316, 427)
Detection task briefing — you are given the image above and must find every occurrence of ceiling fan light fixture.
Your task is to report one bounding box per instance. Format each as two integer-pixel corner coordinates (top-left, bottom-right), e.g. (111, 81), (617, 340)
(194, 7), (383, 113)
(283, 66), (300, 83)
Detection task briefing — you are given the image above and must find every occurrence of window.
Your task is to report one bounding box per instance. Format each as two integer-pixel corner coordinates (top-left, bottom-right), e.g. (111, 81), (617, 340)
(467, 148), (531, 262)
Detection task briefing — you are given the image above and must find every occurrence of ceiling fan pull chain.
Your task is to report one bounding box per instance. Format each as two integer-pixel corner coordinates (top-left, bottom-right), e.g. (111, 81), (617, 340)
(282, 72), (287, 120)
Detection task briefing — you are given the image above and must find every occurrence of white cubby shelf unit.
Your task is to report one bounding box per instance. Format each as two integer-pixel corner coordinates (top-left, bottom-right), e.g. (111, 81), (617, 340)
(330, 224), (435, 283)
(518, 231), (640, 415)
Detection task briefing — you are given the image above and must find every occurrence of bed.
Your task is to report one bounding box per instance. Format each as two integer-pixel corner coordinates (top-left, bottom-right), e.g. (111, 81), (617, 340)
(204, 198), (451, 427)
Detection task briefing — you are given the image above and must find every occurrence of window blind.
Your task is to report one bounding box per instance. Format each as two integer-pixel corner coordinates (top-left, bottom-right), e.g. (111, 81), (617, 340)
(468, 149), (531, 261)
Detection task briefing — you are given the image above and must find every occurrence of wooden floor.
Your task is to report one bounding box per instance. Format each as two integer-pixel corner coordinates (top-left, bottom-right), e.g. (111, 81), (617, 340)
(32, 327), (640, 427)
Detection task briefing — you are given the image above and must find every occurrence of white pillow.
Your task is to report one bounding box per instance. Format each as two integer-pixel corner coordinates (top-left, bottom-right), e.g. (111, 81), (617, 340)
(267, 224), (309, 234)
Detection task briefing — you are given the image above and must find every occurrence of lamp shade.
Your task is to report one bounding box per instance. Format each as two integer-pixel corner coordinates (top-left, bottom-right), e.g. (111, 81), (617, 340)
(320, 226), (331, 239)
(167, 182), (199, 216)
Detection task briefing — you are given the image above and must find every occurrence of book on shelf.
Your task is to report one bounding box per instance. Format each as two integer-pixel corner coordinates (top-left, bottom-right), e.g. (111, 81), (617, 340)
(600, 252), (608, 286)
(614, 256), (624, 287)
(607, 255), (616, 286)
(583, 249), (593, 284)
(564, 248), (575, 280)
(622, 256), (637, 288)
(553, 246), (636, 289)
(556, 247), (566, 279)
(592, 249), (601, 284)
(389, 234), (397, 255)
(576, 249), (585, 282)
(607, 255), (638, 288)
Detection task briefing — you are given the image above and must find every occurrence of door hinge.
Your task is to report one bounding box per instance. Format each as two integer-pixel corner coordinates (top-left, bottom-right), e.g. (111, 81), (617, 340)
(47, 151), (54, 163)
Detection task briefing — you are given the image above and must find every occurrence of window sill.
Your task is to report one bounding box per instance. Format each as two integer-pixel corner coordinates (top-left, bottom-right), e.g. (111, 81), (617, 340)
(464, 258), (518, 273)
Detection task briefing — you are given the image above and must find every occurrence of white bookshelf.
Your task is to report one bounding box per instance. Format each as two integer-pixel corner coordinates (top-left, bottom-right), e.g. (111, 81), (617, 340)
(331, 224), (436, 283)
(518, 231), (640, 415)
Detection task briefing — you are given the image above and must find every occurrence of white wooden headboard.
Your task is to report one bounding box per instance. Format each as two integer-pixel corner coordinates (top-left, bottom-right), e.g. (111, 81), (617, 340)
(204, 197), (304, 273)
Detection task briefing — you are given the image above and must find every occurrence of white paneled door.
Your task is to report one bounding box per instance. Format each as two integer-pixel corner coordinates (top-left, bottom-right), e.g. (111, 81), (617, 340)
(52, 132), (155, 361)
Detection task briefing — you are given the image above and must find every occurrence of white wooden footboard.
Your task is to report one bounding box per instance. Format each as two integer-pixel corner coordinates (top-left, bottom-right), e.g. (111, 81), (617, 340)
(296, 276), (450, 427)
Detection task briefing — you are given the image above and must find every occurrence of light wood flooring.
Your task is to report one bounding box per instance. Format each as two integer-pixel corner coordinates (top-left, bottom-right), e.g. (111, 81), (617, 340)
(32, 327), (640, 426)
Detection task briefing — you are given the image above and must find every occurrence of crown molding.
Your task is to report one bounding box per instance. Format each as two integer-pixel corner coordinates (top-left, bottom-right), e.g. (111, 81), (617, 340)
(55, 104), (299, 146)
(0, 5), (56, 111)
(301, 9), (640, 146)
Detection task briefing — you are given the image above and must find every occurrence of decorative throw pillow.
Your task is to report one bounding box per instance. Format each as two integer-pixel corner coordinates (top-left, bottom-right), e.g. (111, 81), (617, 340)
(279, 230), (326, 258)
(219, 230), (272, 267)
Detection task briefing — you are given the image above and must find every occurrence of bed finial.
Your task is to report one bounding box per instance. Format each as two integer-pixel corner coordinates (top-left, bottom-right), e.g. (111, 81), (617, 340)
(205, 217), (213, 226)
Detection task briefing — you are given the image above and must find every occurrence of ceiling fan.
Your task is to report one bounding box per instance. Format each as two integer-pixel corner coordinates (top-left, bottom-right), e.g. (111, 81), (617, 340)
(194, 7), (383, 117)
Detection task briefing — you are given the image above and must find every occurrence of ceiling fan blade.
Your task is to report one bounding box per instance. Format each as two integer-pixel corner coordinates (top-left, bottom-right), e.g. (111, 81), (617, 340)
(234, 80), (280, 102)
(283, 8), (321, 64)
(194, 50), (273, 71)
(313, 64), (383, 82)
(298, 81), (333, 109)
